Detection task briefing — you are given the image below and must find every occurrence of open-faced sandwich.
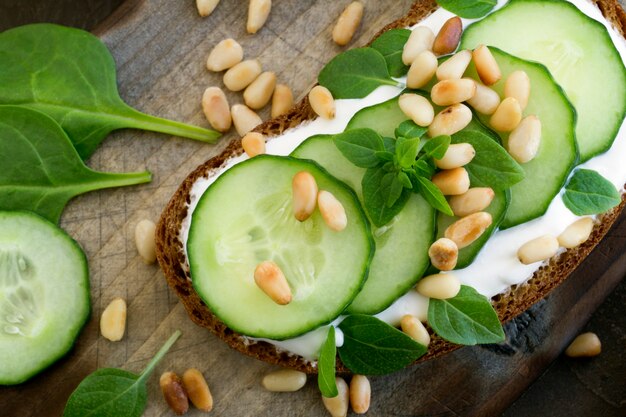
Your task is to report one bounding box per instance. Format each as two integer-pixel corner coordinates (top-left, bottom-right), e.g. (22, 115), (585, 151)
(157, 0), (626, 391)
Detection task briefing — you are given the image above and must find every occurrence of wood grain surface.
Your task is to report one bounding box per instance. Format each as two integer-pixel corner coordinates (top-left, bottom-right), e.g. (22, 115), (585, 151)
(0, 1), (624, 416)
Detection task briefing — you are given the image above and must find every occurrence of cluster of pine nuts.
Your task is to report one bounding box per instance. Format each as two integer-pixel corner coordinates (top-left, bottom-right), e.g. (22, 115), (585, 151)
(401, 16), (542, 164)
(202, 37), (294, 145)
(196, 0), (272, 35)
(160, 368), (214, 415)
(322, 375), (371, 416)
(517, 217), (594, 265)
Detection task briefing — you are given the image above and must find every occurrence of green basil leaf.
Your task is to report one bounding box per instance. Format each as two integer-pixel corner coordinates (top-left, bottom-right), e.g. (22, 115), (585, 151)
(338, 315), (427, 375)
(318, 327), (338, 397)
(362, 167), (411, 226)
(0, 24), (219, 159)
(375, 151), (395, 162)
(395, 136), (421, 169)
(398, 171), (413, 189)
(0, 106), (151, 223)
(382, 136), (397, 153)
(413, 159), (436, 178)
(334, 128), (385, 168)
(452, 130), (524, 189)
(428, 286), (505, 345)
(318, 48), (398, 99)
(395, 120), (427, 140)
(563, 169), (621, 215)
(420, 135), (451, 160)
(436, 0), (497, 18)
(64, 331), (181, 417)
(415, 176), (454, 216)
(387, 176), (404, 207)
(370, 29), (411, 77)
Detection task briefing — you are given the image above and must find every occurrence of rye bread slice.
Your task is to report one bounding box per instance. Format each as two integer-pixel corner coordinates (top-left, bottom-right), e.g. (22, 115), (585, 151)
(156, 0), (626, 374)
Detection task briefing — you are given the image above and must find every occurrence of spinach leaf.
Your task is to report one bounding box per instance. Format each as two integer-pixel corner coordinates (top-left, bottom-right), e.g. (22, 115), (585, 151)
(420, 135), (451, 160)
(362, 167), (411, 226)
(436, 0), (497, 18)
(395, 120), (427, 141)
(414, 175), (454, 216)
(63, 330), (181, 417)
(395, 136), (421, 169)
(317, 327), (338, 397)
(334, 128), (385, 168)
(318, 48), (398, 99)
(428, 286), (505, 345)
(563, 169), (621, 215)
(451, 130), (524, 189)
(338, 315), (427, 375)
(0, 106), (151, 223)
(0, 24), (220, 159)
(370, 29), (412, 77)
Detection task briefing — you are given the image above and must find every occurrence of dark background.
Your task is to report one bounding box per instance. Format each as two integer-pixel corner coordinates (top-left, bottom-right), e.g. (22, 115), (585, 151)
(0, 1), (623, 416)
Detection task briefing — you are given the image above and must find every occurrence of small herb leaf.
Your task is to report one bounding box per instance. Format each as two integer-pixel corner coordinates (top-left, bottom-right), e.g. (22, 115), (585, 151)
(318, 48), (398, 99)
(338, 315), (427, 375)
(375, 151), (395, 162)
(362, 167), (411, 226)
(395, 136), (421, 168)
(421, 135), (451, 160)
(370, 29), (412, 77)
(395, 120), (427, 141)
(428, 286), (505, 345)
(382, 136), (397, 153)
(334, 128), (385, 168)
(414, 176), (454, 216)
(563, 169), (621, 215)
(387, 175), (404, 208)
(398, 171), (413, 189)
(318, 327), (338, 397)
(436, 0), (497, 19)
(413, 159), (436, 178)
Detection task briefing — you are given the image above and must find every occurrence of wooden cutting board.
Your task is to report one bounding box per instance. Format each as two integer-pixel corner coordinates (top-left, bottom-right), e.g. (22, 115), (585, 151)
(1, 1), (625, 416)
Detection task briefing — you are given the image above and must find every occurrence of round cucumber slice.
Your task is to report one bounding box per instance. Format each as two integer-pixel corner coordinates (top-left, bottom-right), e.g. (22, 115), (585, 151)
(187, 155), (374, 340)
(0, 211), (90, 385)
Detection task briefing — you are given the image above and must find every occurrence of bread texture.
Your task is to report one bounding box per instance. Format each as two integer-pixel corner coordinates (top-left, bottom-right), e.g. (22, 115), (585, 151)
(156, 0), (626, 374)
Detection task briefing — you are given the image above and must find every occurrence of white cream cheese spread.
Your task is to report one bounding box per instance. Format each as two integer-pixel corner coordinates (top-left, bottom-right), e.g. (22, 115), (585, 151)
(180, 0), (626, 360)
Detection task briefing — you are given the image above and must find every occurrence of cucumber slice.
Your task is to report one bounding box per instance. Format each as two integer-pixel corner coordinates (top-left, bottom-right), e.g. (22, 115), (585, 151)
(464, 48), (577, 228)
(461, 0), (626, 161)
(292, 135), (435, 314)
(187, 155), (373, 340)
(0, 211), (90, 385)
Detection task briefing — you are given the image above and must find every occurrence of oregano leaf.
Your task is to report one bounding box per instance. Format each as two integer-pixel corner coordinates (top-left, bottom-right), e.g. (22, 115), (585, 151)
(334, 128), (385, 168)
(318, 327), (338, 397)
(370, 29), (412, 77)
(436, 0), (497, 19)
(562, 169), (621, 215)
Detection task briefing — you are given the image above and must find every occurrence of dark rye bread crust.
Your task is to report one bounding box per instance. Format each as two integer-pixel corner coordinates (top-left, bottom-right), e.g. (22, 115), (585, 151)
(156, 0), (626, 374)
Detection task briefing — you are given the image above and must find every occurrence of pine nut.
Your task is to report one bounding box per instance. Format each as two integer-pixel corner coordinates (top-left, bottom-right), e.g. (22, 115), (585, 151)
(431, 167), (470, 196)
(406, 50), (438, 89)
(504, 70), (530, 110)
(292, 171), (318, 222)
(135, 219), (157, 264)
(196, 0), (220, 17)
(271, 84), (294, 118)
(247, 0), (271, 34)
(398, 93), (434, 127)
(517, 234), (559, 264)
(100, 297), (127, 342)
(182, 368), (213, 412)
(449, 187), (495, 217)
(244, 71), (276, 110)
(332, 1), (364, 46)
(490, 97), (522, 132)
(428, 103), (472, 137)
(309, 86), (336, 119)
(466, 82), (500, 115)
(224, 59), (262, 92)
(242, 132), (266, 157)
(349, 375), (371, 414)
(254, 261), (292, 305)
(565, 332), (601, 357)
(428, 238), (458, 271)
(416, 273), (461, 300)
(430, 78), (476, 106)
(473, 45), (501, 86)
(435, 143), (475, 169)
(507, 115), (541, 163)
(558, 217), (594, 249)
(206, 38), (243, 72)
(231, 104), (262, 136)
(160, 372), (189, 416)
(400, 314), (431, 346)
(433, 16), (462, 55)
(262, 369), (307, 392)
(444, 211), (493, 249)
(402, 26), (435, 65)
(318, 190), (347, 232)
(322, 377), (349, 417)
(436, 50), (472, 80)
(202, 87), (231, 132)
